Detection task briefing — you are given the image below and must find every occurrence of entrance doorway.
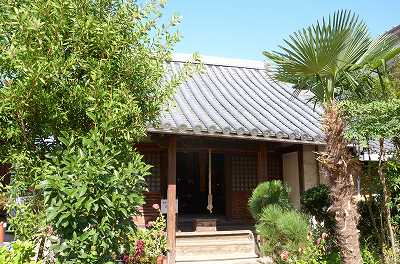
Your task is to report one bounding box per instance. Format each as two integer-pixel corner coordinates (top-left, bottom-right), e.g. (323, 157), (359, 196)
(176, 152), (225, 215)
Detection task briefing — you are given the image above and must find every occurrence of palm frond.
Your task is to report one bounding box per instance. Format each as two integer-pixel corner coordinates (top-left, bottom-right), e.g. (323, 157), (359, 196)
(263, 10), (391, 105)
(356, 32), (400, 69)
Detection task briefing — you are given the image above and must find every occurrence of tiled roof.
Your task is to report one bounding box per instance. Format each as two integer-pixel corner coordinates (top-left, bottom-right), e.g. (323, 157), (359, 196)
(388, 24), (400, 38)
(148, 54), (324, 144)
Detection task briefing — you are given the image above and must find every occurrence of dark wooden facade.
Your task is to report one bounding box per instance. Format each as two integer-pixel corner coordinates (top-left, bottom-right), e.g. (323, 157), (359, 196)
(135, 134), (295, 225)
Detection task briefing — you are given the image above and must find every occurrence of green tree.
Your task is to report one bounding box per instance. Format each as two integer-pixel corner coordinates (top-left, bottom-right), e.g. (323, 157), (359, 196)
(343, 60), (400, 261)
(264, 10), (399, 264)
(0, 0), (198, 262)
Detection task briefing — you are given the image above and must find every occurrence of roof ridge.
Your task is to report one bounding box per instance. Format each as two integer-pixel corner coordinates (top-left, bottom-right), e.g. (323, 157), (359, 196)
(172, 53), (268, 70)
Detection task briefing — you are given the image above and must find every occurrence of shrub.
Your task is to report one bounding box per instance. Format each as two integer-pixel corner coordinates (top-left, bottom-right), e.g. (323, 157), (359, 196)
(42, 132), (150, 263)
(249, 180), (291, 220)
(301, 184), (332, 222)
(357, 195), (383, 248)
(387, 160), (400, 227)
(256, 205), (308, 260)
(301, 184), (336, 246)
(7, 201), (45, 241)
(123, 204), (167, 264)
(287, 239), (328, 264)
(361, 245), (380, 264)
(6, 152), (47, 240)
(0, 240), (40, 264)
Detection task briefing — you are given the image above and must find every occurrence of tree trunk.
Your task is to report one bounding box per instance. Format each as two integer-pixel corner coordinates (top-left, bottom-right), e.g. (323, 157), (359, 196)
(378, 138), (397, 254)
(318, 103), (362, 264)
(365, 147), (386, 263)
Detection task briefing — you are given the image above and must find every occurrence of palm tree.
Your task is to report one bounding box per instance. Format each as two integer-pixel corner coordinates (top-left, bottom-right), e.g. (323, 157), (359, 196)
(264, 10), (399, 264)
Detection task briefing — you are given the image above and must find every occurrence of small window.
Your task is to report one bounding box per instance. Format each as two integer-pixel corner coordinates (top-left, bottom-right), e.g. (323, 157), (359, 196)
(232, 155), (257, 191)
(143, 152), (161, 193)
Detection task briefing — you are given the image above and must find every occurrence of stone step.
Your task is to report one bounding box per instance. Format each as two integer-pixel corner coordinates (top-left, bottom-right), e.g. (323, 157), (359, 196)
(176, 254), (259, 263)
(176, 230), (254, 243)
(176, 240), (256, 257)
(176, 230), (259, 263)
(177, 258), (260, 264)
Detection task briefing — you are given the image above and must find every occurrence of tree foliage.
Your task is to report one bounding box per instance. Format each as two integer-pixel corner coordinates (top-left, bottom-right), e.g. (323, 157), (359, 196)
(264, 10), (400, 106)
(0, 0), (191, 149)
(0, 0), (198, 262)
(264, 10), (400, 264)
(343, 99), (400, 146)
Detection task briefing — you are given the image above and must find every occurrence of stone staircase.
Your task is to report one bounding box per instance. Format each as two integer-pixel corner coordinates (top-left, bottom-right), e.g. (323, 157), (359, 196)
(176, 230), (260, 263)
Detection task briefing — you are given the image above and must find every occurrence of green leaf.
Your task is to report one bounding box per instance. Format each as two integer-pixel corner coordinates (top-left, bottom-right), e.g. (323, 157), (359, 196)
(102, 196), (113, 208)
(47, 207), (60, 222)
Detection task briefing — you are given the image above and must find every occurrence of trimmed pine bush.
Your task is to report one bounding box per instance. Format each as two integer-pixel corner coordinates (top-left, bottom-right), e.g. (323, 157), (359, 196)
(256, 205), (308, 259)
(248, 180), (291, 220)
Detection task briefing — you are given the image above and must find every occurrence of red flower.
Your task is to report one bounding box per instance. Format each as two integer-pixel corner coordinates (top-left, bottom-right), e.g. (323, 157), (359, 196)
(280, 250), (289, 261)
(152, 203), (160, 210)
(135, 240), (145, 259)
(122, 255), (130, 263)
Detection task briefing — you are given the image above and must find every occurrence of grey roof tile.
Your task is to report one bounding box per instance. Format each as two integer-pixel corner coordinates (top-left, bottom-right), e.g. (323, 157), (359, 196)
(150, 55), (324, 144)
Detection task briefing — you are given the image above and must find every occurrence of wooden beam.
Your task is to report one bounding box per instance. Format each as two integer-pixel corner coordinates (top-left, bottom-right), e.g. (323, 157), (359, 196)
(167, 135), (176, 264)
(257, 142), (268, 183)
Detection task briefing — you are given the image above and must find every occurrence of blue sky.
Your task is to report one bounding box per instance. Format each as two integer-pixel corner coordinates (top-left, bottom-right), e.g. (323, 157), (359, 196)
(162, 0), (400, 60)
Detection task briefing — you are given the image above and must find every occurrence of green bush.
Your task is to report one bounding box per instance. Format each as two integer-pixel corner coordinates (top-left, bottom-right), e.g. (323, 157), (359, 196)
(357, 195), (383, 248)
(124, 205), (167, 263)
(42, 132), (150, 263)
(256, 205), (308, 260)
(0, 240), (40, 264)
(387, 160), (400, 227)
(361, 244), (380, 264)
(248, 180), (291, 220)
(300, 184), (332, 222)
(301, 184), (336, 247)
(6, 152), (47, 240)
(288, 240), (328, 264)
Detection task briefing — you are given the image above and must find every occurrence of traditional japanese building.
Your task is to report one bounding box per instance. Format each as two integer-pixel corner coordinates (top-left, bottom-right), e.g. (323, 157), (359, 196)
(0, 54), (328, 263)
(133, 54), (328, 261)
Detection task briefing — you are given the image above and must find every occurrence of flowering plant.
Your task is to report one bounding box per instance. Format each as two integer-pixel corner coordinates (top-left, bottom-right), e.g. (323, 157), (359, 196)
(277, 229), (329, 264)
(123, 204), (167, 264)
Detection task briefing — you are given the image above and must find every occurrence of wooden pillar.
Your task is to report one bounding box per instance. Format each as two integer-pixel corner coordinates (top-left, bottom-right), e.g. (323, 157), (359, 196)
(167, 135), (177, 264)
(297, 145), (305, 194)
(257, 142), (268, 183)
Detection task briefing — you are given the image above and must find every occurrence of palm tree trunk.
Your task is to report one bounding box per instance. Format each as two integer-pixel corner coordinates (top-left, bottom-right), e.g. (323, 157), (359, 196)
(318, 103), (362, 264)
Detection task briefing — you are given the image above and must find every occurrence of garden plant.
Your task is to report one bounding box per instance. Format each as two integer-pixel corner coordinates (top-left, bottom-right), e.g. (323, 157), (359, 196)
(250, 181), (330, 263)
(0, 0), (198, 263)
(264, 10), (400, 264)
